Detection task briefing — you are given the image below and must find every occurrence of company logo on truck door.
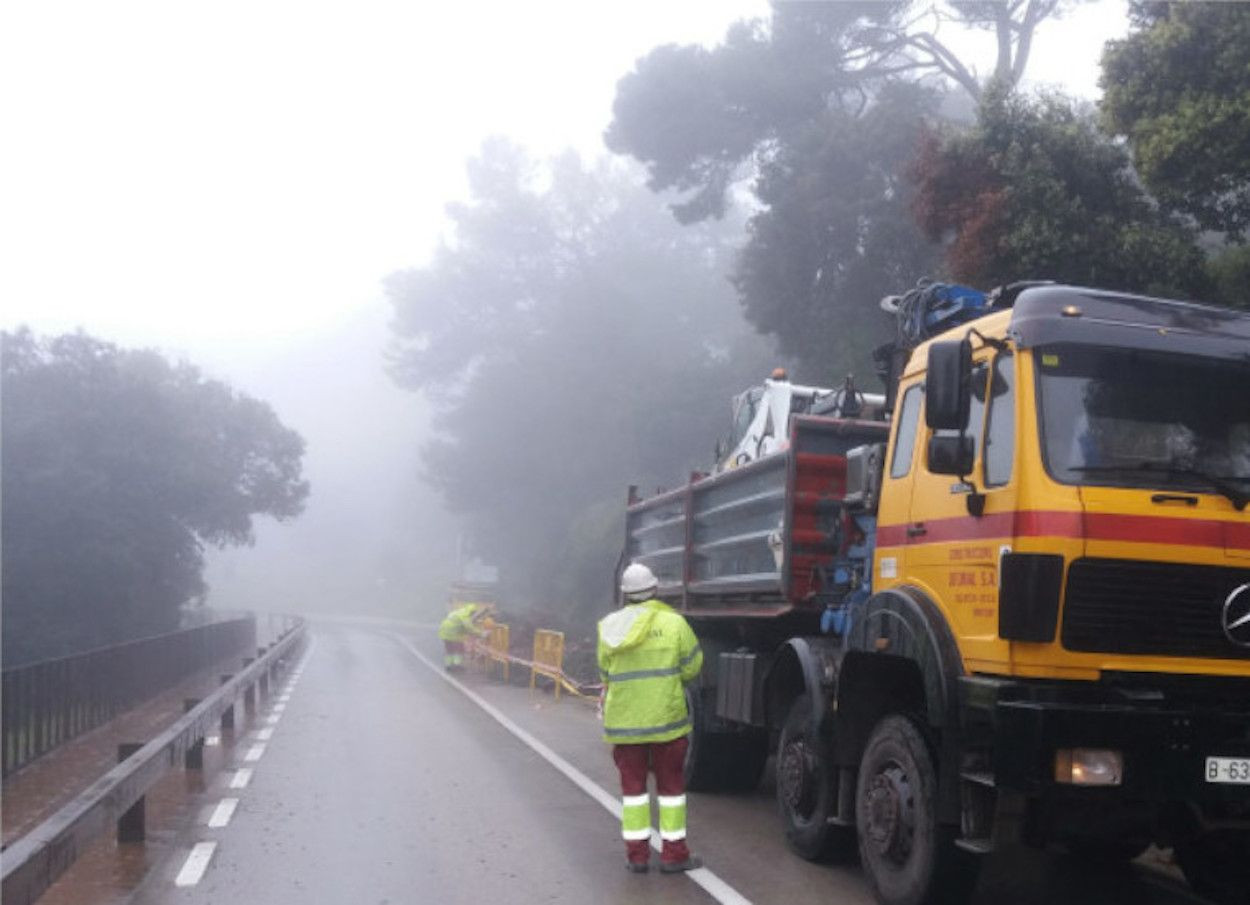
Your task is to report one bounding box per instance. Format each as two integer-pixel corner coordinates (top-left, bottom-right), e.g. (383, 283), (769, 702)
(1224, 584), (1250, 647)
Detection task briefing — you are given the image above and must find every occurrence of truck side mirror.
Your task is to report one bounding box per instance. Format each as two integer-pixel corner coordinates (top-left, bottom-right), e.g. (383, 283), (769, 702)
(927, 435), (975, 476)
(925, 339), (972, 431)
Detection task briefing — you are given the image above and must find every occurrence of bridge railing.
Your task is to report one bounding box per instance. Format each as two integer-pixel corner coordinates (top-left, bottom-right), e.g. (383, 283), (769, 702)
(1, 617), (258, 778)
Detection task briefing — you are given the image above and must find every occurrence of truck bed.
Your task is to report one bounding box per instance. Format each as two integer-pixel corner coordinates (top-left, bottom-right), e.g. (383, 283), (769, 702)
(625, 416), (888, 617)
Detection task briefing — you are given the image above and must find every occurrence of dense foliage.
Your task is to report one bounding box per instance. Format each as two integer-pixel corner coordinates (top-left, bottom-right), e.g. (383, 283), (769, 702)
(606, 1), (1070, 378)
(387, 142), (777, 618)
(2, 330), (308, 663)
(910, 89), (1209, 296)
(1101, 1), (1250, 240)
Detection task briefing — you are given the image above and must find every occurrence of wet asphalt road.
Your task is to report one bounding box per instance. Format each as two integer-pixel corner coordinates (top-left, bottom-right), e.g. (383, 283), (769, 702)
(127, 622), (1208, 905)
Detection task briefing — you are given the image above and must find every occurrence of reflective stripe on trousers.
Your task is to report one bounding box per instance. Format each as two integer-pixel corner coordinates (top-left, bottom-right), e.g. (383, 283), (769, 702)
(657, 793), (686, 841)
(621, 793), (650, 840)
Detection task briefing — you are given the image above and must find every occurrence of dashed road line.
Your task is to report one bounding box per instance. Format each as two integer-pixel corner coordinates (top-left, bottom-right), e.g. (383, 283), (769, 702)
(207, 798), (239, 828)
(228, 768), (253, 789)
(164, 639), (314, 891)
(393, 633), (754, 905)
(174, 841), (217, 886)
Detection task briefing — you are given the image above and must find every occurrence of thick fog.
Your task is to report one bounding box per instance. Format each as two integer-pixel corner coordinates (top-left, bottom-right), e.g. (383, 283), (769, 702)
(197, 302), (457, 624)
(1, 0), (1142, 659)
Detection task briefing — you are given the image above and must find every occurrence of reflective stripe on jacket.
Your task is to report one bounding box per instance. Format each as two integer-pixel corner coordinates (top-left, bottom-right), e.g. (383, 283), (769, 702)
(438, 603), (481, 641)
(597, 598), (702, 745)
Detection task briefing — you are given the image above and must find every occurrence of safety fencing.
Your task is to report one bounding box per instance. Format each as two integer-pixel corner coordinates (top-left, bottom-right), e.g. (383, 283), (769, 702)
(1, 617), (260, 778)
(1, 621), (306, 905)
(482, 624), (511, 681)
(464, 624), (600, 702)
(529, 630), (565, 700)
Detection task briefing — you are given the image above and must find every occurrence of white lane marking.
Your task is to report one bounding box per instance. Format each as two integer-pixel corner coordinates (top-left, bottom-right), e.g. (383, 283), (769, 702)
(205, 735), (220, 747)
(272, 704), (286, 714)
(229, 768), (253, 789)
(244, 744), (266, 762)
(207, 798), (239, 828)
(394, 634), (753, 905)
(265, 714), (281, 725)
(174, 841), (217, 886)
(256, 728), (274, 741)
(277, 695), (291, 702)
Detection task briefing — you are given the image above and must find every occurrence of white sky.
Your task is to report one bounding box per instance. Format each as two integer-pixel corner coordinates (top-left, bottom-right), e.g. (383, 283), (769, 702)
(2, 0), (1127, 358)
(0, 0), (1130, 613)
(2, 0), (769, 354)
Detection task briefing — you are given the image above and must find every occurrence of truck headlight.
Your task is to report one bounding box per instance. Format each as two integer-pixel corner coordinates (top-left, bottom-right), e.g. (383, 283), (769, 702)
(1054, 748), (1123, 786)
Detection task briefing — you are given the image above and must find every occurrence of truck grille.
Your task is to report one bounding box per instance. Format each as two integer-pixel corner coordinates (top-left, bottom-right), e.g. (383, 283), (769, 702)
(1061, 558), (1250, 660)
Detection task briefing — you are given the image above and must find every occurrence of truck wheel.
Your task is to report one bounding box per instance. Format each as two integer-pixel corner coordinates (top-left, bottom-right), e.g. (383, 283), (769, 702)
(1174, 830), (1250, 905)
(776, 695), (854, 861)
(683, 686), (768, 793)
(856, 715), (979, 905)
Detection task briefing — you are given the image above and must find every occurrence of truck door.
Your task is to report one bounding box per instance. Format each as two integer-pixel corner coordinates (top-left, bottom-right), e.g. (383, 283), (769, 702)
(905, 350), (1018, 668)
(875, 381), (924, 592)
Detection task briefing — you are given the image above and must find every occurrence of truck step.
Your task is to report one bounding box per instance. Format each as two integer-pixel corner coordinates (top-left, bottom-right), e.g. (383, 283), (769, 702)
(954, 836), (994, 855)
(959, 770), (995, 788)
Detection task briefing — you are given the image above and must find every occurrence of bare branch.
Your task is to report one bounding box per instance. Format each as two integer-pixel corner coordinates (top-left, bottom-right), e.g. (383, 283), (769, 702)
(995, 4), (1013, 84)
(1011, 0), (1060, 83)
(909, 31), (982, 98)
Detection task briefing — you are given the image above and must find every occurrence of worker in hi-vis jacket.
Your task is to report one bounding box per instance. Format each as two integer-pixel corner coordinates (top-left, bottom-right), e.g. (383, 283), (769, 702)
(438, 602), (489, 670)
(597, 562), (703, 873)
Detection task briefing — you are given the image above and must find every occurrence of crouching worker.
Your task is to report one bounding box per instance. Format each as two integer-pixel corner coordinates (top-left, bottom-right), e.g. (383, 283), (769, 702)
(597, 563), (703, 874)
(439, 602), (490, 670)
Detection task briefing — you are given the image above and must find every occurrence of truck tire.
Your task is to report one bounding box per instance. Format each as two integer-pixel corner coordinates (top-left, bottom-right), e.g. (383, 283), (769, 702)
(1174, 830), (1250, 905)
(856, 715), (979, 905)
(683, 687), (768, 793)
(776, 694), (855, 861)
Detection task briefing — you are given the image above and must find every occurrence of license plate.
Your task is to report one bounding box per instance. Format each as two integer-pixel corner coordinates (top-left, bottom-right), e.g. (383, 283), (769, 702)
(1206, 757), (1250, 784)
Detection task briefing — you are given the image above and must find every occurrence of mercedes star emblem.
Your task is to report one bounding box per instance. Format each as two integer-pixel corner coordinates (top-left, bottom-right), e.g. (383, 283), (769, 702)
(1222, 583), (1250, 648)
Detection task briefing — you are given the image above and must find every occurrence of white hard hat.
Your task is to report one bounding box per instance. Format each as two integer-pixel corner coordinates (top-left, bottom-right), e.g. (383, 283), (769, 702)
(620, 562), (658, 598)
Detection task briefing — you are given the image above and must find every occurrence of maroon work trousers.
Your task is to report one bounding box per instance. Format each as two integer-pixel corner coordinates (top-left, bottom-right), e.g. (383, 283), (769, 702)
(612, 735), (691, 865)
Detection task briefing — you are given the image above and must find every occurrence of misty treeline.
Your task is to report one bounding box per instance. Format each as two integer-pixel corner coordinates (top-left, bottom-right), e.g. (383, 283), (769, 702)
(608, 0), (1249, 377)
(1, 330), (308, 665)
(391, 1), (1250, 622)
(386, 145), (777, 622)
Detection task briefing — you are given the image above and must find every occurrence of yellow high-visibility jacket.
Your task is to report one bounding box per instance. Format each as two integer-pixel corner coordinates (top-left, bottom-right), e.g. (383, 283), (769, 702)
(438, 603), (483, 642)
(597, 598), (702, 745)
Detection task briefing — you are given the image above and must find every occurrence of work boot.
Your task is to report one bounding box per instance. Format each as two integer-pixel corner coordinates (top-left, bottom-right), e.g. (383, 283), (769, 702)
(659, 854), (702, 873)
(625, 860), (649, 873)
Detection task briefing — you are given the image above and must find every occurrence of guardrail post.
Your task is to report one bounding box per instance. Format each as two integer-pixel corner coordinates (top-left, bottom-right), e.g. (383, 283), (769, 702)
(117, 743), (145, 842)
(219, 676), (235, 730)
(257, 648), (270, 699)
(182, 699), (204, 769)
(242, 658), (256, 715)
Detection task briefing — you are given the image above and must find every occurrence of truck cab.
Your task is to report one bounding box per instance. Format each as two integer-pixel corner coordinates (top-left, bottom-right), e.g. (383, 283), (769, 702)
(864, 285), (1250, 902)
(623, 283), (1250, 905)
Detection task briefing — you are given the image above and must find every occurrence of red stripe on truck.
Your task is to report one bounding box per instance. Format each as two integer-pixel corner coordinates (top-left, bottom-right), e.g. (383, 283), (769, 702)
(877, 510), (1250, 551)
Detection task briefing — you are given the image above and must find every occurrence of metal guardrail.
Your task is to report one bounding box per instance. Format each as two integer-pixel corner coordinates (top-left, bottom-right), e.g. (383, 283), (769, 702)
(0, 621), (306, 905)
(1, 618), (259, 778)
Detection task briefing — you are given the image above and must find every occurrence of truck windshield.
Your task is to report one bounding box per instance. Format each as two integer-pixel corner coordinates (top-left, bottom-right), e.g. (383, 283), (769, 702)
(1035, 343), (1250, 501)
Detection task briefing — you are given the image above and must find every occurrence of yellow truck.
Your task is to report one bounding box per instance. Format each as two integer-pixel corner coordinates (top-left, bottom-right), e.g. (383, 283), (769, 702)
(623, 283), (1250, 905)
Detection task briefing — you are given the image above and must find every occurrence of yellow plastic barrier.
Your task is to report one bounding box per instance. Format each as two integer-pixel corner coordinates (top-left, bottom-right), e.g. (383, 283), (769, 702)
(530, 629), (565, 700)
(486, 624), (510, 682)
